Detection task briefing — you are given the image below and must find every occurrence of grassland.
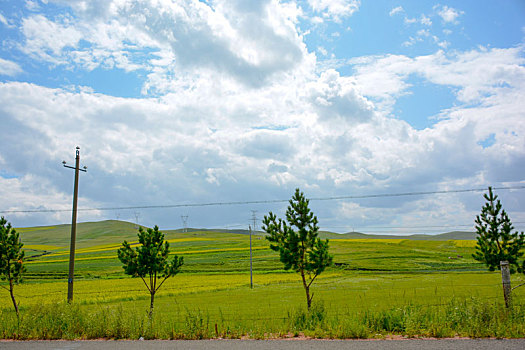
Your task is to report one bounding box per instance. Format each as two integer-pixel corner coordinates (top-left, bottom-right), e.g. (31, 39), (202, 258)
(1, 220), (524, 339)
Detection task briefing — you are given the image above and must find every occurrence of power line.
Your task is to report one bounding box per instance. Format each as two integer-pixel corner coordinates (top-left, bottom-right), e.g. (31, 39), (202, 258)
(1, 185), (524, 214)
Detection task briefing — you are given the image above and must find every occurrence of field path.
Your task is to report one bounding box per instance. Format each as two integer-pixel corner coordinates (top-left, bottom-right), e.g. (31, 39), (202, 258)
(0, 339), (524, 349)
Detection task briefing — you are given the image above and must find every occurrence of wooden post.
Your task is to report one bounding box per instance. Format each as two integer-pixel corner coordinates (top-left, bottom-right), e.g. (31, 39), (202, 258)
(249, 225), (253, 289)
(500, 261), (512, 308)
(63, 146), (87, 303)
(67, 147), (81, 303)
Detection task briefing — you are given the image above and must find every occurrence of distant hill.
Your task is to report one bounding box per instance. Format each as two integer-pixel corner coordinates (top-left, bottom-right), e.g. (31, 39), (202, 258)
(323, 230), (477, 241)
(17, 220), (140, 248)
(165, 228), (477, 240)
(16, 220), (476, 247)
(169, 228), (256, 235)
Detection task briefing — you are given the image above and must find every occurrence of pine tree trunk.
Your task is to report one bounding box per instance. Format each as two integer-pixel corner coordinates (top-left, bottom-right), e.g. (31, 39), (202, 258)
(305, 285), (311, 310)
(149, 291), (155, 318)
(301, 270), (311, 310)
(9, 279), (19, 317)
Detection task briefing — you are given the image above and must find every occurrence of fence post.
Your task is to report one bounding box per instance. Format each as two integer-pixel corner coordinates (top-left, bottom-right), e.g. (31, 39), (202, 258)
(500, 261), (512, 308)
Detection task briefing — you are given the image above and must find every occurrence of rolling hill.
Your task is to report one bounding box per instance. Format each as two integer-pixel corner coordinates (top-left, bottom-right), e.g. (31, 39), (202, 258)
(15, 219), (476, 246)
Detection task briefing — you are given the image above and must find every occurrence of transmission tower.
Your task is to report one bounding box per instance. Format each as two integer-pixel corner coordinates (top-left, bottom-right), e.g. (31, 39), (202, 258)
(250, 210), (257, 233)
(134, 211), (140, 229)
(181, 215), (189, 233)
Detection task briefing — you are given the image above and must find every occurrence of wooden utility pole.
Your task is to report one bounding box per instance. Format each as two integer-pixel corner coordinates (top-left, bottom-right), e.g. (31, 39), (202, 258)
(63, 146), (87, 303)
(249, 225), (253, 289)
(250, 210), (257, 289)
(500, 261), (512, 308)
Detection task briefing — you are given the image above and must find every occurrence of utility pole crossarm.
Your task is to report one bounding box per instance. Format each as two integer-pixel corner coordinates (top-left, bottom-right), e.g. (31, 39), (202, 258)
(63, 164), (87, 172)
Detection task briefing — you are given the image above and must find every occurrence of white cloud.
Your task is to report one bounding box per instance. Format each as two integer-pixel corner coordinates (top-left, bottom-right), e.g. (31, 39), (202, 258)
(25, 0), (40, 11)
(310, 16), (324, 24)
(389, 6), (404, 17)
(346, 48), (525, 193)
(307, 0), (360, 22)
(336, 194), (481, 234)
(349, 46), (525, 107)
(21, 15), (82, 63)
(1, 42), (524, 228)
(0, 1), (523, 232)
(391, 6), (464, 51)
(438, 40), (449, 49)
(0, 13), (15, 28)
(0, 58), (23, 77)
(437, 5), (464, 24)
(417, 29), (430, 37)
(339, 201), (386, 221)
(403, 17), (418, 25)
(420, 14), (432, 26)
(403, 14), (432, 27)
(402, 37), (417, 47)
(0, 174), (103, 224)
(25, 0), (309, 89)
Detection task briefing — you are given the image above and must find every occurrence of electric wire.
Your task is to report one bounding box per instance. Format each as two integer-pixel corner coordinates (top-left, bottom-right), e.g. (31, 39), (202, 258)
(1, 185), (524, 214)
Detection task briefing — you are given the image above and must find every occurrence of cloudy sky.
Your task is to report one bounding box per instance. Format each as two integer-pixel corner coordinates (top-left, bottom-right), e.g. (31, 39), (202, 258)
(0, 0), (524, 234)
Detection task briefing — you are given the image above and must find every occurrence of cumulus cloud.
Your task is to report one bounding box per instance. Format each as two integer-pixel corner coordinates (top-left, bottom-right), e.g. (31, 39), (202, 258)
(420, 14), (432, 26)
(403, 14), (432, 27)
(0, 0), (523, 232)
(438, 40), (450, 49)
(436, 5), (464, 24)
(26, 0), (309, 88)
(318, 46), (328, 56)
(0, 58), (23, 76)
(5, 45), (523, 226)
(0, 174), (102, 224)
(0, 12), (16, 28)
(349, 46), (525, 106)
(20, 14), (82, 64)
(307, 0), (360, 22)
(25, 0), (40, 11)
(389, 6), (404, 17)
(396, 5), (463, 29)
(348, 46), (525, 188)
(392, 5), (464, 49)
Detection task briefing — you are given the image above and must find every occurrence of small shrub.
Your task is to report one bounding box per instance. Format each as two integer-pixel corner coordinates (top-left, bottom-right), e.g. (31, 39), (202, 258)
(288, 301), (326, 331)
(184, 309), (209, 339)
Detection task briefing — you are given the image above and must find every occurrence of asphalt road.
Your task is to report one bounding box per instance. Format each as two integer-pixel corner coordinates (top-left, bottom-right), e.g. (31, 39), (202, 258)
(1, 339), (524, 350)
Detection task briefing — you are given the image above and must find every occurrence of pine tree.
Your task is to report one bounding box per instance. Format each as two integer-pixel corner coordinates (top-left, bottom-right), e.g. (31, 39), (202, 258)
(262, 188), (332, 309)
(0, 217), (26, 317)
(118, 225), (183, 317)
(472, 187), (524, 273)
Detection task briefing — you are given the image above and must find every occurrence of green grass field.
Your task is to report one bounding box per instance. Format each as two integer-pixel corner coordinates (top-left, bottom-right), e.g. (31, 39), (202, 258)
(1, 220), (524, 339)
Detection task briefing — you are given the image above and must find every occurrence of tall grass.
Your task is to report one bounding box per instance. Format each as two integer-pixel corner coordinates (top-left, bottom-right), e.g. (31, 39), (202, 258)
(1, 298), (523, 339)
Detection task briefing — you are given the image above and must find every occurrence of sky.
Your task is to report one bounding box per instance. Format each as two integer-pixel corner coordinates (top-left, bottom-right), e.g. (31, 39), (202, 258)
(0, 0), (524, 234)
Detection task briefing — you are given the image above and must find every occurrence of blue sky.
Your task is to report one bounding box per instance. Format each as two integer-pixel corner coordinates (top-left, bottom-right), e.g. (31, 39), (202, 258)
(0, 0), (524, 234)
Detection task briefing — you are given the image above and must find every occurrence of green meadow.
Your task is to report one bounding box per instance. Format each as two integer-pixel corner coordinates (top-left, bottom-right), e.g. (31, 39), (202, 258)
(1, 220), (524, 339)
